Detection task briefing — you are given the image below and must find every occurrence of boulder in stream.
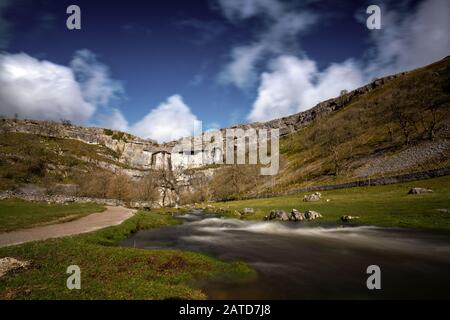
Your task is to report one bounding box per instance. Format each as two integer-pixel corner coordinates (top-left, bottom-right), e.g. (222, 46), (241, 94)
(266, 210), (290, 221)
(304, 210), (323, 220)
(341, 215), (360, 222)
(290, 209), (306, 221)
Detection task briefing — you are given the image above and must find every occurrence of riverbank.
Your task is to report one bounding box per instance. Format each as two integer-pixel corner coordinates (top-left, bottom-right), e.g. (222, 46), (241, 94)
(200, 175), (450, 230)
(122, 212), (450, 299)
(0, 210), (255, 299)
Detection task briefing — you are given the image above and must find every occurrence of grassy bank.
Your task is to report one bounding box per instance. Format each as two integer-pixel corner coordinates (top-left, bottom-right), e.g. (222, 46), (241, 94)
(0, 199), (105, 232)
(0, 210), (255, 299)
(207, 175), (450, 230)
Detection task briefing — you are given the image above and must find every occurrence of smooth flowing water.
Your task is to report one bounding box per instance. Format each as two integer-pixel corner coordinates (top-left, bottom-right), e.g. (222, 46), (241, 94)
(120, 212), (450, 299)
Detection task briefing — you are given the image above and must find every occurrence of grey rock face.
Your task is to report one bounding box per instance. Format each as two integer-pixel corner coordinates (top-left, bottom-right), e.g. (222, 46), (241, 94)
(0, 70), (403, 174)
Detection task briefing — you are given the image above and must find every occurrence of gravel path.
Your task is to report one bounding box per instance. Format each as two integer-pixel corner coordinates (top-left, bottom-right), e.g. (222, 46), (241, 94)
(0, 206), (135, 247)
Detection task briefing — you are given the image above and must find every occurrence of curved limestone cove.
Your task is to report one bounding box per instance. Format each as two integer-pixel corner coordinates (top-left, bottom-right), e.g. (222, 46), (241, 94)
(120, 211), (450, 299)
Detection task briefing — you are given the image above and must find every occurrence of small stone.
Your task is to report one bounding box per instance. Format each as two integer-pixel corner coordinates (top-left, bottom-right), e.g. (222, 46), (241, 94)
(0, 257), (30, 278)
(341, 215), (360, 222)
(408, 187), (433, 194)
(303, 192), (322, 202)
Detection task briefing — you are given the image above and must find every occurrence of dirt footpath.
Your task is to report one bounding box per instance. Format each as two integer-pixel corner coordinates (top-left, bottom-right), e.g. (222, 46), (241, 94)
(0, 206), (135, 247)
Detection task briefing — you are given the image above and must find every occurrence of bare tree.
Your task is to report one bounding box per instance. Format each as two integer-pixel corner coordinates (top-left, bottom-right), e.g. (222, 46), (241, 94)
(389, 103), (415, 145)
(419, 104), (446, 140)
(135, 172), (159, 203)
(154, 167), (181, 206)
(77, 171), (112, 198)
(107, 173), (132, 202)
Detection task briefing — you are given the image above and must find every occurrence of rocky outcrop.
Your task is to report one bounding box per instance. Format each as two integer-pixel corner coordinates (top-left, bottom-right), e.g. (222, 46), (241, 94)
(0, 119), (160, 171)
(227, 71), (406, 136)
(0, 67), (408, 173)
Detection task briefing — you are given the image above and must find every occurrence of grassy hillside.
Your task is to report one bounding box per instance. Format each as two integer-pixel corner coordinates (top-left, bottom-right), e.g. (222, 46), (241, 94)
(0, 131), (123, 191)
(280, 58), (449, 183)
(236, 57), (450, 196)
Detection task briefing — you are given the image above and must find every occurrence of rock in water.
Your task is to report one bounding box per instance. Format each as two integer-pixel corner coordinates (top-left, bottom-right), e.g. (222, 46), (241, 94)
(243, 207), (254, 214)
(304, 210), (323, 220)
(408, 187), (433, 194)
(303, 192), (322, 202)
(266, 210), (290, 221)
(290, 209), (306, 221)
(341, 215), (360, 222)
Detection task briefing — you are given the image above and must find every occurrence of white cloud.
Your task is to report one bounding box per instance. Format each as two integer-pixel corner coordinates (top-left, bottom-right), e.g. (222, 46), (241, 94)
(216, 0), (283, 21)
(219, 44), (265, 88)
(0, 50), (202, 143)
(205, 121), (221, 132)
(366, 0), (450, 77)
(0, 52), (95, 123)
(217, 0), (317, 89)
(130, 95), (202, 143)
(0, 49), (127, 128)
(248, 0), (450, 122)
(98, 108), (129, 132)
(70, 49), (124, 107)
(248, 56), (364, 122)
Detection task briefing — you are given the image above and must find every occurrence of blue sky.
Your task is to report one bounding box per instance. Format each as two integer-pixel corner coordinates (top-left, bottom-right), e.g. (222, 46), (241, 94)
(0, 0), (448, 142)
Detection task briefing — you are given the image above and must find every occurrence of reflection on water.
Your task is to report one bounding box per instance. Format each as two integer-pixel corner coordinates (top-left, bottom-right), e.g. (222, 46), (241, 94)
(120, 211), (450, 299)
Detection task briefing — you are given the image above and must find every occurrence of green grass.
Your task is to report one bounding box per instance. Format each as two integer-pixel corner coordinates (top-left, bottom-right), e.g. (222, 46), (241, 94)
(207, 175), (450, 230)
(0, 199), (105, 232)
(0, 210), (255, 300)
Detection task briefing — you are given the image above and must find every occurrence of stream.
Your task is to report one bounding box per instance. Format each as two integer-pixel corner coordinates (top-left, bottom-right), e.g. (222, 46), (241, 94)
(120, 211), (450, 299)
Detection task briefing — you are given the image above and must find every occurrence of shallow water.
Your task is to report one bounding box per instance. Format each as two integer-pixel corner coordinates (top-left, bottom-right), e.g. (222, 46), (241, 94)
(120, 212), (450, 299)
